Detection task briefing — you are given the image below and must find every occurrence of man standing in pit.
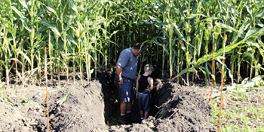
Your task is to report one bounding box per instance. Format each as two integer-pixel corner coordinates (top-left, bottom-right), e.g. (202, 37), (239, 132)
(115, 43), (145, 124)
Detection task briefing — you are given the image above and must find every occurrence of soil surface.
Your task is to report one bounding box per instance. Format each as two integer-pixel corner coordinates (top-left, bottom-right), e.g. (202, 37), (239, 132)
(0, 71), (216, 132)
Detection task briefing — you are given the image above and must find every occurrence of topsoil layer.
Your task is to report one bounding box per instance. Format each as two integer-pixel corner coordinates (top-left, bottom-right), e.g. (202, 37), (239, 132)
(0, 73), (214, 132)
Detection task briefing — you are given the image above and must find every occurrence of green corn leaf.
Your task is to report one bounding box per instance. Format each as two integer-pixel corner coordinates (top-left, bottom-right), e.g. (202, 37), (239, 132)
(245, 4), (253, 20)
(255, 9), (264, 17)
(11, 6), (23, 18)
(11, 6), (31, 32)
(186, 14), (206, 19)
(255, 27), (264, 36)
(46, 6), (58, 17)
(67, 34), (78, 45)
(241, 52), (253, 59)
(3, 0), (13, 20)
(153, 40), (163, 47)
(175, 67), (196, 78)
(57, 92), (69, 105)
(149, 16), (162, 22)
(144, 21), (152, 24)
(40, 19), (61, 36)
(19, 0), (28, 9)
(256, 19), (264, 27)
(17, 51), (32, 67)
(158, 36), (168, 44)
(0, 96), (13, 105)
(172, 37), (247, 79)
(215, 22), (240, 34)
(201, 17), (219, 22)
(161, 28), (169, 38)
(245, 27), (258, 39)
(172, 22), (188, 44)
(69, 1), (78, 14)
(232, 21), (250, 44)
(204, 29), (209, 40)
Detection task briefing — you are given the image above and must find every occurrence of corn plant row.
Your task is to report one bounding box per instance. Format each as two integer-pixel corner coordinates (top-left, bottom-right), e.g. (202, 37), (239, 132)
(0, 0), (263, 86)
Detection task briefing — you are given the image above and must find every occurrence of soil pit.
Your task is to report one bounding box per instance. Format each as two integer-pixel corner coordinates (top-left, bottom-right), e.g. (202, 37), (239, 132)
(0, 71), (215, 131)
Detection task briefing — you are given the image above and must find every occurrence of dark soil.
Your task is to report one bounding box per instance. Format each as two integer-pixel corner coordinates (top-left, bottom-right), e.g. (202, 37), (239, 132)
(153, 80), (214, 131)
(0, 71), (215, 132)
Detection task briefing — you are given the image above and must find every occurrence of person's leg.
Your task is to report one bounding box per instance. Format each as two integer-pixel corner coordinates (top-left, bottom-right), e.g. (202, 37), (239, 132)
(144, 111), (149, 119)
(138, 92), (144, 120)
(122, 78), (136, 123)
(126, 101), (137, 123)
(123, 80), (132, 114)
(140, 110), (144, 119)
(118, 102), (127, 124)
(126, 101), (132, 111)
(116, 76), (124, 112)
(115, 76), (128, 124)
(126, 101), (132, 116)
(142, 93), (151, 120)
(120, 102), (127, 115)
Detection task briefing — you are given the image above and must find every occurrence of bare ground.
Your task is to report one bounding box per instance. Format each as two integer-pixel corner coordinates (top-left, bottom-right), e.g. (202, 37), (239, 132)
(0, 71), (220, 132)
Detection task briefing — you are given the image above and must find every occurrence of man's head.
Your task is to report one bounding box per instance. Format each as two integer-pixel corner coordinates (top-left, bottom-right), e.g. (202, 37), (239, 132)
(132, 43), (145, 56)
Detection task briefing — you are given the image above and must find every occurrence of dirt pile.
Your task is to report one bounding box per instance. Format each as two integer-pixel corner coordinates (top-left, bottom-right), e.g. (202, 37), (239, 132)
(0, 80), (108, 132)
(154, 79), (214, 131)
(36, 81), (108, 132)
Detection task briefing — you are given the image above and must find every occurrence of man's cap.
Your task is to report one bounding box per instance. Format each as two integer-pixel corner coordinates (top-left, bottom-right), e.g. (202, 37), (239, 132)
(133, 43), (145, 50)
(144, 64), (154, 71)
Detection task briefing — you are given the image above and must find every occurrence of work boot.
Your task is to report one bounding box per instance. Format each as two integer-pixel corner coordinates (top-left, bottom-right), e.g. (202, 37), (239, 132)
(126, 113), (137, 123)
(118, 115), (127, 124)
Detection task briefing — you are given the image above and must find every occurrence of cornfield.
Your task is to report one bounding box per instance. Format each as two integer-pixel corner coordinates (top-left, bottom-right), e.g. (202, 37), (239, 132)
(0, 0), (264, 86)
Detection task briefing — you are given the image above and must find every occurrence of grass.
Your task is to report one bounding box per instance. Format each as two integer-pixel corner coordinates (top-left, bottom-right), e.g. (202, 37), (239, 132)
(210, 76), (264, 131)
(211, 100), (264, 131)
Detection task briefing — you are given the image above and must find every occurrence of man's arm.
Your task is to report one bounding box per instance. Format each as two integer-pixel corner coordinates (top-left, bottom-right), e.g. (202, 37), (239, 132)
(116, 64), (123, 86)
(136, 75), (141, 99)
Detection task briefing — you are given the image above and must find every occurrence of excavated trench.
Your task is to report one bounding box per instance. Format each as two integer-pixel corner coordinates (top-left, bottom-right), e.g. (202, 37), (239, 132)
(98, 70), (215, 131)
(98, 70), (159, 125)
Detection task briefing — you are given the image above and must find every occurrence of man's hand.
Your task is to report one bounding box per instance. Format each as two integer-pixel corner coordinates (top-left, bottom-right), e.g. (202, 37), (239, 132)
(119, 78), (123, 88)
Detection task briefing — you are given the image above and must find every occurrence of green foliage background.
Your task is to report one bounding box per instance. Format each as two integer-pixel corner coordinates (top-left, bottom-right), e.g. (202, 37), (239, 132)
(0, 0), (264, 86)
